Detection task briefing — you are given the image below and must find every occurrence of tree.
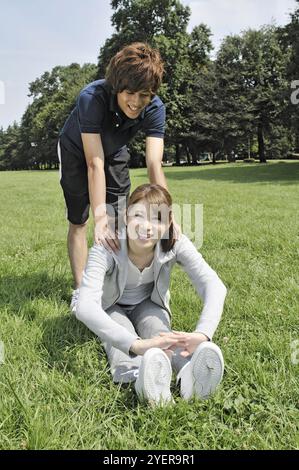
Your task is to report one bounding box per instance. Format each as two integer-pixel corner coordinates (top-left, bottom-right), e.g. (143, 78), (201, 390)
(215, 27), (291, 162)
(285, 0), (299, 79)
(0, 123), (21, 170)
(16, 63), (97, 169)
(97, 0), (190, 77)
(2, 0), (295, 170)
(97, 1), (213, 165)
(278, 0), (299, 151)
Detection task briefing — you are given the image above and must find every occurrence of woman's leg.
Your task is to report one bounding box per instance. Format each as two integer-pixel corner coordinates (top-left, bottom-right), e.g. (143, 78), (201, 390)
(129, 299), (191, 375)
(103, 304), (142, 383)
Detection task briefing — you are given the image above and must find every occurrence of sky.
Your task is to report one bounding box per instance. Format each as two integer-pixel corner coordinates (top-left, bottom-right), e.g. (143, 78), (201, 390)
(0, 0), (297, 130)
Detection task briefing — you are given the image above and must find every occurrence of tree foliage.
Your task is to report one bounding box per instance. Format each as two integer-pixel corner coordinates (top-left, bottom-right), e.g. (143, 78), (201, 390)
(0, 63), (97, 169)
(0, 0), (298, 169)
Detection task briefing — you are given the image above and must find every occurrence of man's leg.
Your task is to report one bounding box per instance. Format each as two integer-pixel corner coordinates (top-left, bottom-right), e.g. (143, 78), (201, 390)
(129, 299), (191, 375)
(67, 222), (88, 289)
(60, 186), (90, 289)
(58, 139), (90, 289)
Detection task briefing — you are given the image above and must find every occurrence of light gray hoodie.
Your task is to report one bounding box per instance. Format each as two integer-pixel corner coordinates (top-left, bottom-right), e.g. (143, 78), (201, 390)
(76, 229), (227, 356)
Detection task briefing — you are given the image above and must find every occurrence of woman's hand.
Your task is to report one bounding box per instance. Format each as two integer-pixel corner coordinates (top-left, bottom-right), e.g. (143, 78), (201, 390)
(160, 331), (209, 358)
(94, 214), (120, 253)
(130, 333), (180, 356)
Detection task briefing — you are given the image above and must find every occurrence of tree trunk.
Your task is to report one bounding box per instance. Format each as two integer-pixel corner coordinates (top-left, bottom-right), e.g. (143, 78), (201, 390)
(188, 142), (198, 165)
(191, 151), (197, 165)
(175, 144), (180, 165)
(185, 144), (192, 162)
(258, 123), (266, 163)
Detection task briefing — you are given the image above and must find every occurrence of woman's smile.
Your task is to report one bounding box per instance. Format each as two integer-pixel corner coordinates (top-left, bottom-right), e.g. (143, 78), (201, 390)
(136, 229), (153, 241)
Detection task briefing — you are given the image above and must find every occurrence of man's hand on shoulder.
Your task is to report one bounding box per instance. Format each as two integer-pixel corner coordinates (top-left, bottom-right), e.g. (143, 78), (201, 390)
(94, 214), (120, 253)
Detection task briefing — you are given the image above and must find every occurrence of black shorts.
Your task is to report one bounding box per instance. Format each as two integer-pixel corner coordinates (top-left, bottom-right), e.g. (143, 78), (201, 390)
(57, 139), (131, 225)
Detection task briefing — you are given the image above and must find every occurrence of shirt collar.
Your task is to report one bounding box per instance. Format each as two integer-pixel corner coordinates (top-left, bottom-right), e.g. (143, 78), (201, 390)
(109, 92), (118, 113)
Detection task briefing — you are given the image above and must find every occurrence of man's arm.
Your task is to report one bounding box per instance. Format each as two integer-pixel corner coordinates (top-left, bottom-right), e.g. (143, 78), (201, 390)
(81, 133), (119, 251)
(145, 136), (167, 189)
(146, 135), (181, 237)
(81, 133), (106, 220)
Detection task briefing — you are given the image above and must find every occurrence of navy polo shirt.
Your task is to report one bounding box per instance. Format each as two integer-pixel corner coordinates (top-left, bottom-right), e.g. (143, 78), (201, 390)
(59, 79), (165, 160)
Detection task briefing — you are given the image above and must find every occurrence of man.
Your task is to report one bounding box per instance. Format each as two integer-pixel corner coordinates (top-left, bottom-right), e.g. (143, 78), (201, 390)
(58, 42), (175, 312)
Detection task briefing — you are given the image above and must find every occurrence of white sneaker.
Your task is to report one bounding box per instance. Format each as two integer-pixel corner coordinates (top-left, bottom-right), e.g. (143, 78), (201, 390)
(177, 342), (224, 400)
(134, 348), (173, 406)
(70, 288), (80, 315)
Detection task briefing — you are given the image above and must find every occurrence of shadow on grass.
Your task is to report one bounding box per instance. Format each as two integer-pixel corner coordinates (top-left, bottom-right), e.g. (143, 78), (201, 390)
(0, 271), (71, 315)
(41, 315), (138, 407)
(163, 162), (299, 185)
(0, 272), (130, 395)
(0, 272), (92, 364)
(1, 272), (165, 406)
(41, 314), (100, 371)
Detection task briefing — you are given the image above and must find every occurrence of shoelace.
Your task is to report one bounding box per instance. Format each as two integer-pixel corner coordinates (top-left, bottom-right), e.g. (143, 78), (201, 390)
(71, 289), (80, 305)
(120, 369), (139, 379)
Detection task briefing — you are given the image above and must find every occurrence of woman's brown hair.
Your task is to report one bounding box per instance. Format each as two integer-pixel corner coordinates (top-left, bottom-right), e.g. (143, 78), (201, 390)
(105, 42), (164, 95)
(127, 183), (175, 252)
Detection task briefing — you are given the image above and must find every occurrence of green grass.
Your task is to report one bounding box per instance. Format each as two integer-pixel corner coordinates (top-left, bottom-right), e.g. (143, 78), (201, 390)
(0, 161), (298, 450)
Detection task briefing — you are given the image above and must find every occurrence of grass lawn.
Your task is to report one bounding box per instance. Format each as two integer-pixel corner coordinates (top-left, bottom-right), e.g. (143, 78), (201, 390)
(0, 161), (298, 450)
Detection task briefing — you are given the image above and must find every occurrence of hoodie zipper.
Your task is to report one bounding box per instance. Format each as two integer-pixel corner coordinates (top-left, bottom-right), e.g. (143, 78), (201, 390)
(156, 264), (171, 316)
(113, 264), (122, 305)
(108, 256), (122, 306)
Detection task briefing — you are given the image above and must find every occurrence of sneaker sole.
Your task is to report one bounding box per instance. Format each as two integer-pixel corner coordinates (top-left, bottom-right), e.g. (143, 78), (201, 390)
(190, 342), (224, 400)
(135, 348), (173, 405)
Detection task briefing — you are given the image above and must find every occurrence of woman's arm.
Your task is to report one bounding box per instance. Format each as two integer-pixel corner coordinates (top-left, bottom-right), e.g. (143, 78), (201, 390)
(175, 234), (227, 340)
(76, 244), (139, 356)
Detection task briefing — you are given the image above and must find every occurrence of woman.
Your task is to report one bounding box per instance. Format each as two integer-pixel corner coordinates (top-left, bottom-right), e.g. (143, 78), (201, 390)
(76, 184), (227, 405)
